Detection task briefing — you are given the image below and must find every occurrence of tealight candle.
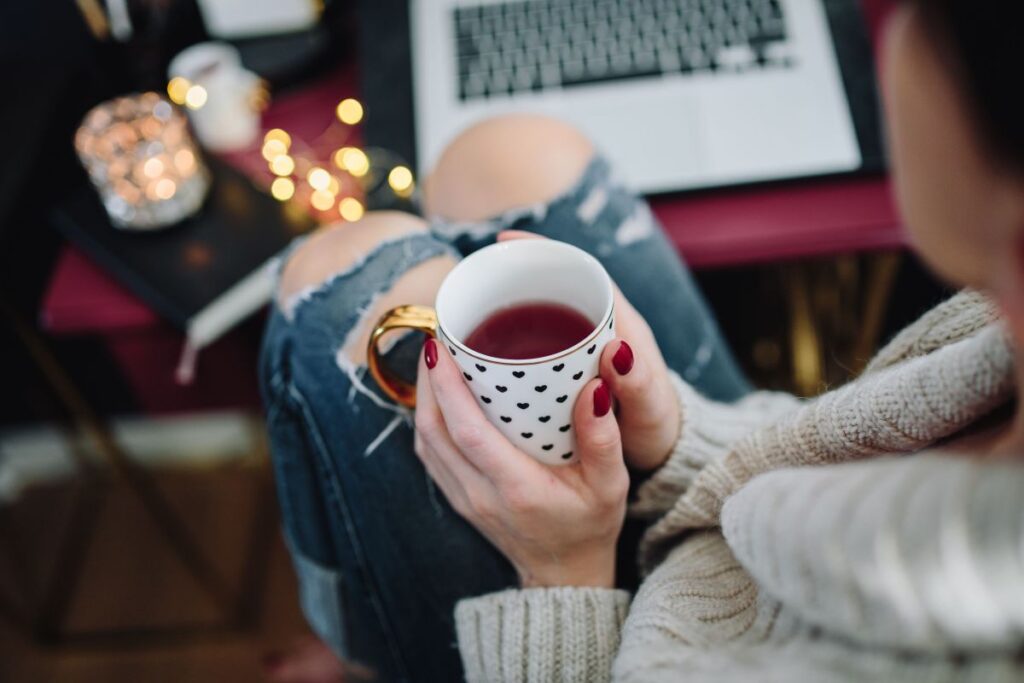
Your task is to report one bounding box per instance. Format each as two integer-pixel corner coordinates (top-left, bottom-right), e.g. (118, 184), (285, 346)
(75, 92), (210, 230)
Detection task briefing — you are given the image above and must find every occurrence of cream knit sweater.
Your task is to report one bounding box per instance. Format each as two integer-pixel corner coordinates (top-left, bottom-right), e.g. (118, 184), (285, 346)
(454, 291), (1024, 682)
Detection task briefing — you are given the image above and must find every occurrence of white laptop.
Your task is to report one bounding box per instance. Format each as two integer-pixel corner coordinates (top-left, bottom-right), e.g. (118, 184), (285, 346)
(410, 0), (863, 194)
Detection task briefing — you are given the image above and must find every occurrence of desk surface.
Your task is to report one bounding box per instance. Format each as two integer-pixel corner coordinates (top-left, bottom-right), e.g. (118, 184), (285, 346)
(42, 0), (900, 335)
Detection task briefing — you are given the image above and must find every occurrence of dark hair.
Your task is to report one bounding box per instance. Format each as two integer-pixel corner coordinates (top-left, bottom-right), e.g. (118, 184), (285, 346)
(914, 1), (1024, 172)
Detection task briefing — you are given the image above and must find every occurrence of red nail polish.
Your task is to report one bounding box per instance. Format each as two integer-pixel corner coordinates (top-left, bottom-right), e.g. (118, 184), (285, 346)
(593, 380), (611, 417)
(424, 338), (438, 369)
(612, 341), (634, 375)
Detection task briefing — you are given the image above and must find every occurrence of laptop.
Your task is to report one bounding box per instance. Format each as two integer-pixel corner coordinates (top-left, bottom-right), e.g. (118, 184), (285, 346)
(402, 0), (882, 194)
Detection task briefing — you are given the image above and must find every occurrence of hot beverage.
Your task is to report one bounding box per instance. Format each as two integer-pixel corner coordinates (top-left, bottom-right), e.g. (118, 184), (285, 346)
(367, 239), (615, 464)
(464, 301), (595, 359)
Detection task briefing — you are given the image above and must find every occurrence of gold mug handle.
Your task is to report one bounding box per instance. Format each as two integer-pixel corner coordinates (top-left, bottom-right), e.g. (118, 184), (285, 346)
(366, 305), (438, 408)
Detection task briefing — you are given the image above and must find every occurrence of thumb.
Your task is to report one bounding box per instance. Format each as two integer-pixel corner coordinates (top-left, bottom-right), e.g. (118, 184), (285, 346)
(572, 378), (626, 487)
(599, 338), (664, 429)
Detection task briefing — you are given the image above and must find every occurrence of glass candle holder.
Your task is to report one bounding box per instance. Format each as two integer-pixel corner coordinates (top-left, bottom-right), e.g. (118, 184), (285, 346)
(74, 92), (211, 230)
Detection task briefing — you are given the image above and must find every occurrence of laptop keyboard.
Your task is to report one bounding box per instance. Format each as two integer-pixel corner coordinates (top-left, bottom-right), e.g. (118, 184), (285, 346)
(454, 0), (794, 101)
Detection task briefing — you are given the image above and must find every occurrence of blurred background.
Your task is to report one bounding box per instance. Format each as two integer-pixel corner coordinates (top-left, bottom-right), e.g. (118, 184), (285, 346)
(0, 0), (950, 680)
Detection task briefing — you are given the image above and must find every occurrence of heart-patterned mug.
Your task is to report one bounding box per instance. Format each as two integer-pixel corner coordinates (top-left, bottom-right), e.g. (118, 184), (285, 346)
(367, 240), (615, 465)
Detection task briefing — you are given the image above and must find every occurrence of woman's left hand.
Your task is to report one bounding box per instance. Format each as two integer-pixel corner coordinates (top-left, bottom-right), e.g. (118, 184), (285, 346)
(414, 338), (629, 589)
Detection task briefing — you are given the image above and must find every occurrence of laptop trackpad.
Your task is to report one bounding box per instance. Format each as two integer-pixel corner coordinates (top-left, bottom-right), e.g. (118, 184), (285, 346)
(569, 94), (705, 193)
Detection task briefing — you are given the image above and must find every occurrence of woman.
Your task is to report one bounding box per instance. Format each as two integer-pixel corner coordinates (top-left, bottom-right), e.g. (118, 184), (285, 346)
(260, 1), (1024, 680)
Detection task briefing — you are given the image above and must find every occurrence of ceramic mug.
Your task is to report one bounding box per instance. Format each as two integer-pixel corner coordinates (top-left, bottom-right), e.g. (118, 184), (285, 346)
(168, 42), (262, 152)
(367, 240), (615, 466)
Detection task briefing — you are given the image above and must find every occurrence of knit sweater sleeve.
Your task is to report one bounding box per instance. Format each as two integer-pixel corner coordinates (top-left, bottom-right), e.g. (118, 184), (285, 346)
(454, 587), (632, 682)
(450, 378), (794, 682)
(629, 372), (800, 518)
(721, 453), (1024, 652)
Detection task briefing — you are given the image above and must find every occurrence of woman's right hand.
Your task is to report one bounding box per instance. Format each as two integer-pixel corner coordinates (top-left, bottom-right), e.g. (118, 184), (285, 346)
(597, 288), (681, 472)
(499, 231), (682, 472)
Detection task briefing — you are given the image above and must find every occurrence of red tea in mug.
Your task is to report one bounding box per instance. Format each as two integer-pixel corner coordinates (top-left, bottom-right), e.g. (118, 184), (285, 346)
(464, 301), (595, 359)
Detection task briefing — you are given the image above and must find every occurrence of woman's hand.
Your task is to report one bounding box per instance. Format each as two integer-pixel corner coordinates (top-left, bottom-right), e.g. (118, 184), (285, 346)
(596, 290), (682, 471)
(414, 339), (629, 589)
(499, 231), (681, 472)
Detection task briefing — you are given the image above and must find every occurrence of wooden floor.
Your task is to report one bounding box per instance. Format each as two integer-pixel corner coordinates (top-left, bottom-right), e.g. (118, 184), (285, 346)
(0, 460), (313, 682)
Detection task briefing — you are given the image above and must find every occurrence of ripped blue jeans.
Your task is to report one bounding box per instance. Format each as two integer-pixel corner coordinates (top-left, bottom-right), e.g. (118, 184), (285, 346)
(258, 156), (750, 682)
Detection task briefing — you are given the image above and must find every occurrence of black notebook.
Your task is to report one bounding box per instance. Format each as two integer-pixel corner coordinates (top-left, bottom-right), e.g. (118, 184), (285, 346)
(51, 157), (314, 376)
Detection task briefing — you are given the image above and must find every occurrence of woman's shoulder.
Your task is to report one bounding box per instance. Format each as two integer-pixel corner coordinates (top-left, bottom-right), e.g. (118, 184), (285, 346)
(722, 452), (1024, 653)
(864, 289), (1001, 373)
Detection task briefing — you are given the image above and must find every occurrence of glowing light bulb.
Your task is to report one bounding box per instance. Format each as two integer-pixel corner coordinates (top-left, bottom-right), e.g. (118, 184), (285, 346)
(184, 84), (208, 110)
(271, 177), (295, 201)
(336, 98), (364, 125)
(339, 197), (364, 222)
(269, 154), (295, 176)
(262, 139), (287, 161)
(311, 190), (335, 211)
(167, 77), (191, 105)
(332, 148), (348, 170)
(388, 165), (414, 193)
(154, 178), (177, 199)
(340, 147), (369, 177)
(264, 128), (291, 148)
(143, 157), (164, 179)
(307, 167), (331, 191)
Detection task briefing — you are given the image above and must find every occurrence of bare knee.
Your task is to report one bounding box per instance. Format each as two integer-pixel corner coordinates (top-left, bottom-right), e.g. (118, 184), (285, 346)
(423, 114), (594, 222)
(277, 210), (456, 367)
(278, 210), (428, 308)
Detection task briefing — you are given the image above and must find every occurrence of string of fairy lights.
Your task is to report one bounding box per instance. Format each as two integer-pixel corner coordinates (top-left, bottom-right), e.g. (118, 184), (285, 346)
(165, 75), (415, 223)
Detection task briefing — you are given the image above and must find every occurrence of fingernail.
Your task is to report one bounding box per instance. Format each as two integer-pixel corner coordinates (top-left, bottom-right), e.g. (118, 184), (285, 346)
(593, 380), (611, 417)
(424, 338), (438, 369)
(612, 341), (634, 375)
